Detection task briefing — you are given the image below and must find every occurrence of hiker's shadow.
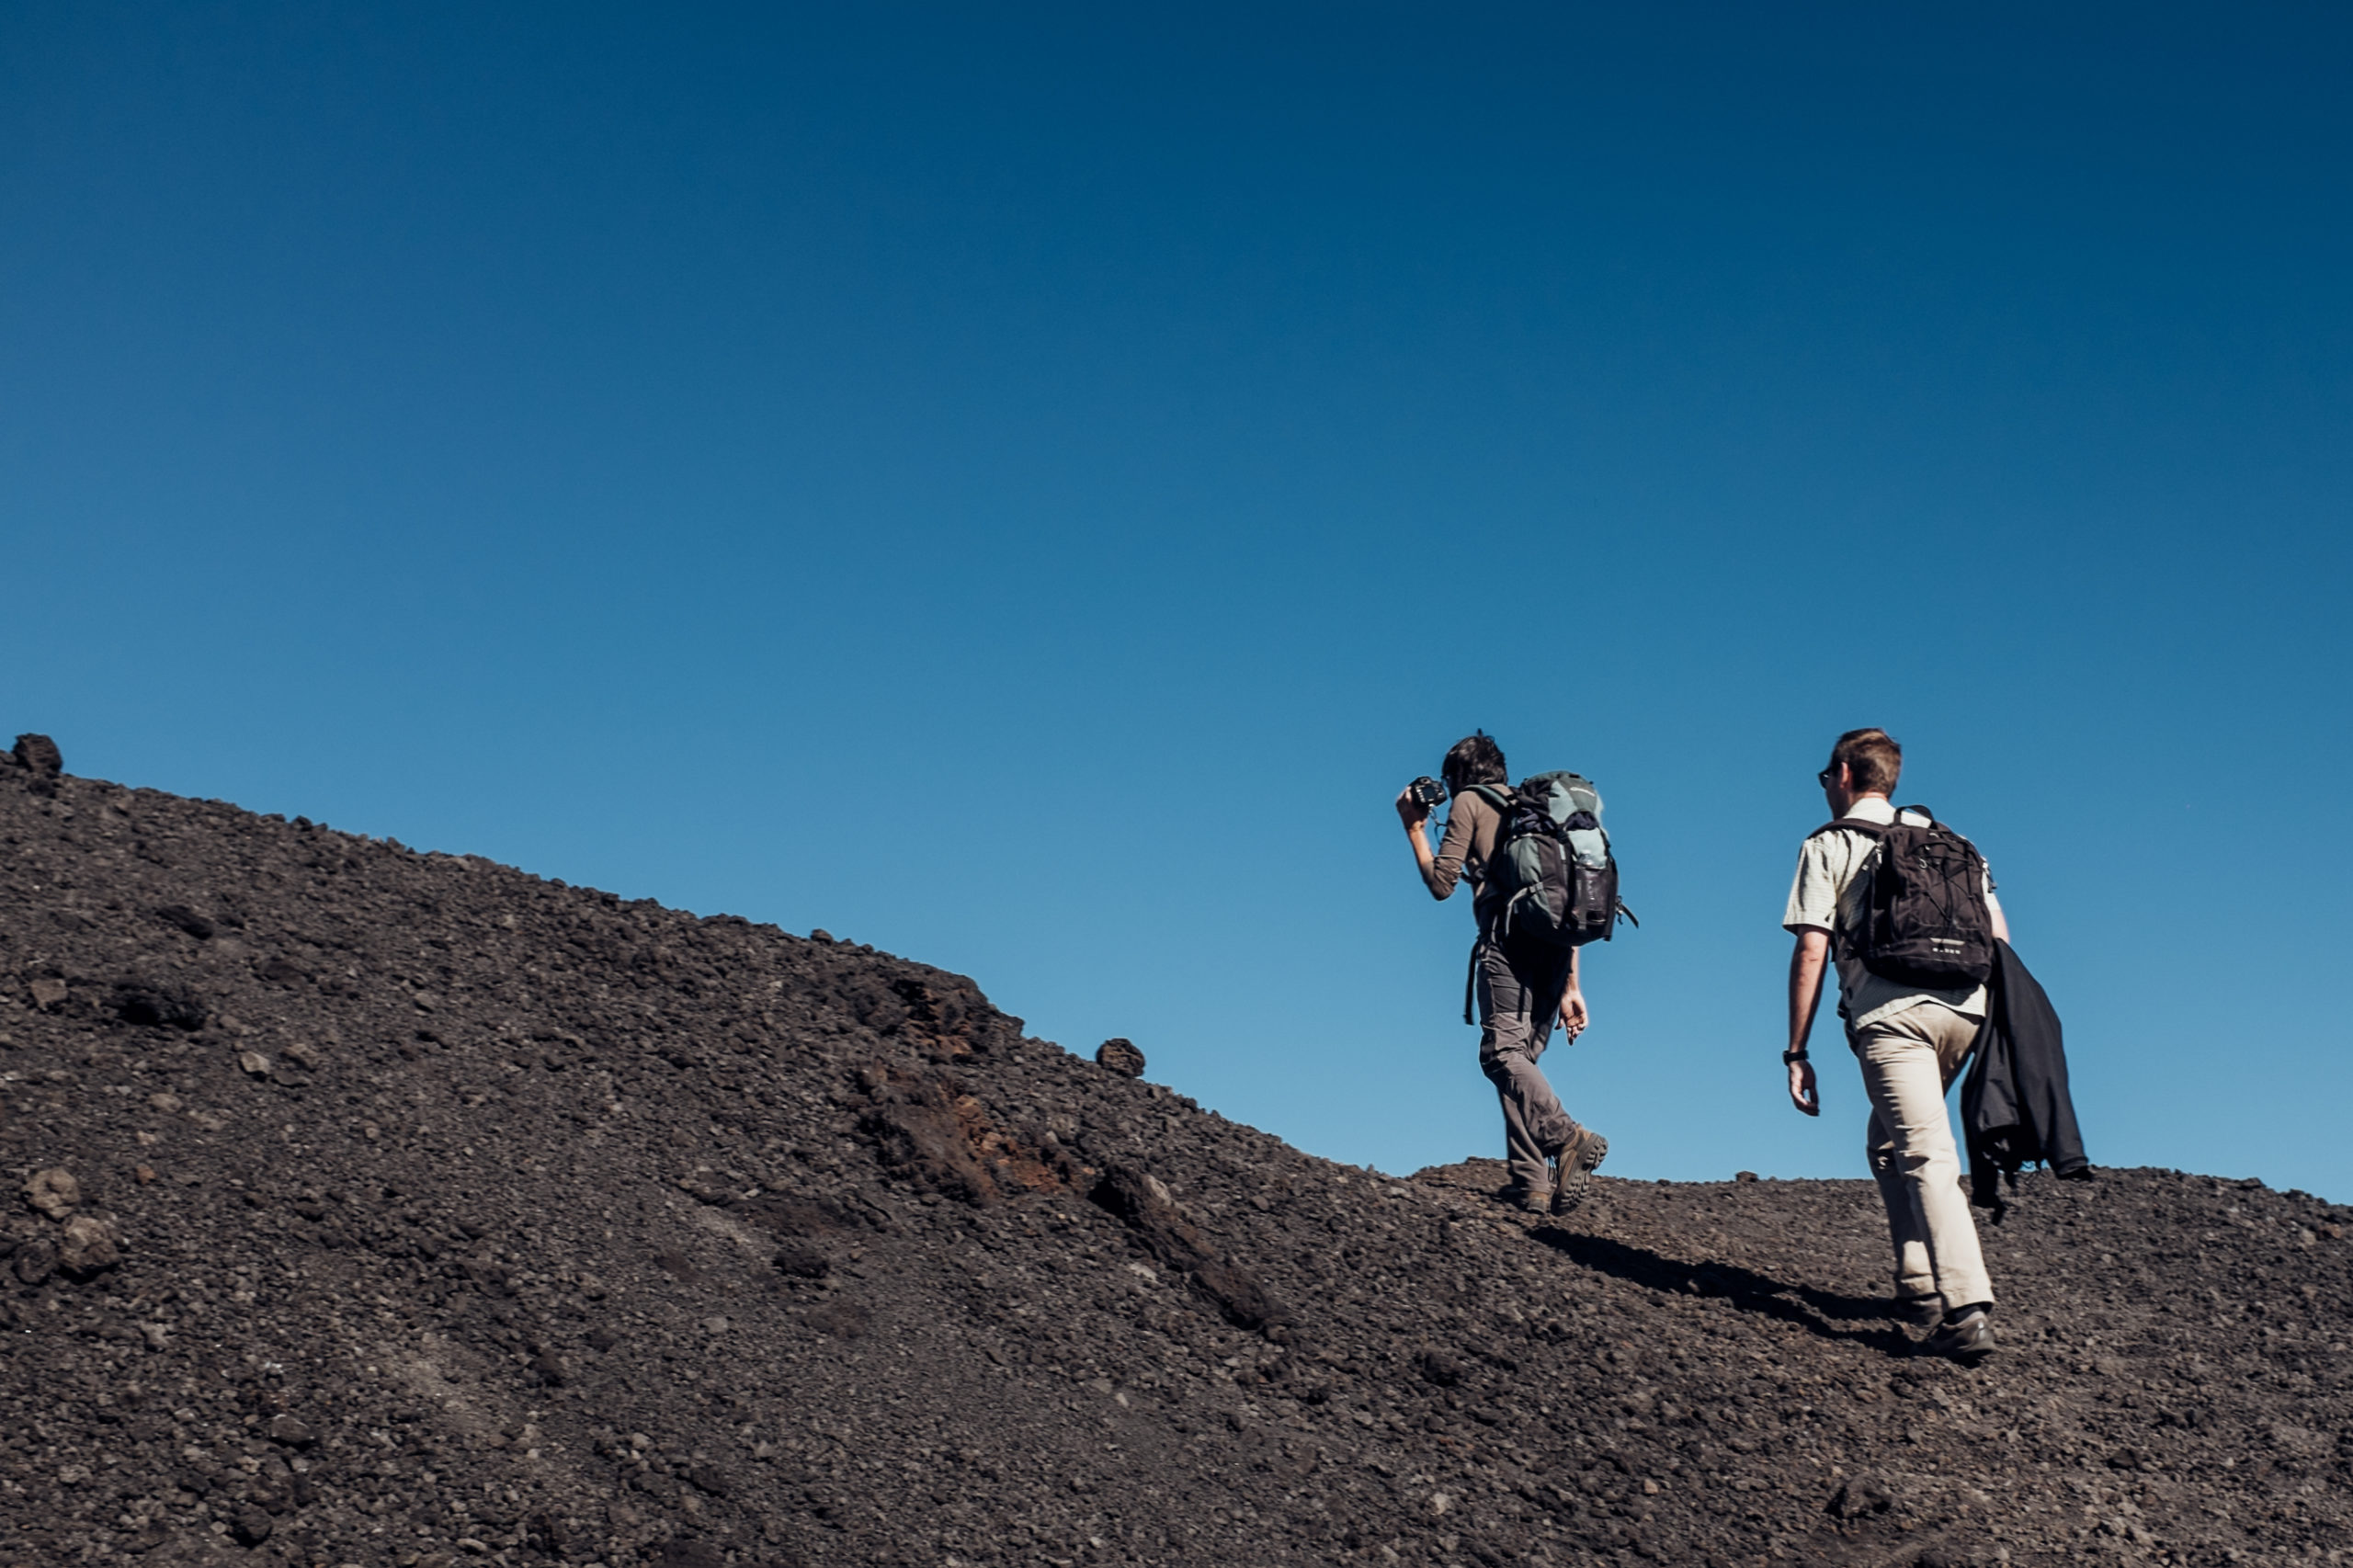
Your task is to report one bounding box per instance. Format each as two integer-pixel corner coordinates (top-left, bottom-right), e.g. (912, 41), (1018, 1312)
(1528, 1228), (1916, 1358)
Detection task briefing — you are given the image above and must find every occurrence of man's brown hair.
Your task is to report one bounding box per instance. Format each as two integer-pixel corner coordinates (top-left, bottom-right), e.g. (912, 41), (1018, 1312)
(1828, 728), (1903, 795)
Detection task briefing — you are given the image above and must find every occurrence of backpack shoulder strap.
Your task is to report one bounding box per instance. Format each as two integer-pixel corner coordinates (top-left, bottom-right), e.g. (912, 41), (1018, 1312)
(1464, 784), (1514, 812)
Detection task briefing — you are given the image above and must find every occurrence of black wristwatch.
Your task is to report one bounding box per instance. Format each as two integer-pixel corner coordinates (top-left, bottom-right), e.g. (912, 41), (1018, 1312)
(1781, 1050), (1809, 1064)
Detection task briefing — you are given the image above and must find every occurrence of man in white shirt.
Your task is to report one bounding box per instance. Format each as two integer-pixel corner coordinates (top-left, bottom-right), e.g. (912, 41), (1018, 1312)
(1783, 728), (2005, 1363)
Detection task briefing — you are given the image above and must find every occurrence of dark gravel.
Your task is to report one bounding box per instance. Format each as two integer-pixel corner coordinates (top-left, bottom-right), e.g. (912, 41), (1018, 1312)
(3, 736), (2349, 1568)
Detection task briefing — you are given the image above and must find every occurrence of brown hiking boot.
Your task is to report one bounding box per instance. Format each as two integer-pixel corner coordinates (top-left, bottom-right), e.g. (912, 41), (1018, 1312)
(1489, 1181), (1550, 1215)
(1549, 1127), (1608, 1216)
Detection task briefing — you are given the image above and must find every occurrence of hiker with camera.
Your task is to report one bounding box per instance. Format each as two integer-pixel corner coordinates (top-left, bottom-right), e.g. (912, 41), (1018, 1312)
(1782, 728), (2007, 1363)
(1395, 733), (1624, 1218)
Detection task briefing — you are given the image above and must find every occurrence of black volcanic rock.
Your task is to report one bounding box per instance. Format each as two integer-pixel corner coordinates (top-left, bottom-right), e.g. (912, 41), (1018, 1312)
(1096, 1036), (1146, 1077)
(11, 732), (62, 776)
(2, 749), (2350, 1568)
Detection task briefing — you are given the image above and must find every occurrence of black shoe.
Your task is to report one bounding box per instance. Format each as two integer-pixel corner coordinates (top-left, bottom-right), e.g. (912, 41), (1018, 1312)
(1920, 1306), (1995, 1363)
(1549, 1128), (1608, 1216)
(1892, 1293), (1944, 1329)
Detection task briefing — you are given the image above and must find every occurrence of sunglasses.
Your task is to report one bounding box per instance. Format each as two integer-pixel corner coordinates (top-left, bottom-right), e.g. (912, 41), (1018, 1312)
(1817, 768), (1836, 787)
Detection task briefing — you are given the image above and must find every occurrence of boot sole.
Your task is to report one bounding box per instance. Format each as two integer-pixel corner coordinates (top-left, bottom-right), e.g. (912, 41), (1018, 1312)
(1549, 1133), (1608, 1216)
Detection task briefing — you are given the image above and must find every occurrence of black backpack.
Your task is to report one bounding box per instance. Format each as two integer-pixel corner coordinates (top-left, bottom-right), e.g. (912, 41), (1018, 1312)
(1811, 807), (1995, 988)
(1467, 774), (1633, 949)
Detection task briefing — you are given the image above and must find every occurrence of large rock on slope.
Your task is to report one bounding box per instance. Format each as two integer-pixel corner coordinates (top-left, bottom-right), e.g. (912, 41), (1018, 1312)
(1, 751), (2349, 1567)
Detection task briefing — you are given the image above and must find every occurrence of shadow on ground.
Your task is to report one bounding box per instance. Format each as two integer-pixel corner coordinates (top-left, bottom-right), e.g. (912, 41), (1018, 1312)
(1529, 1228), (1918, 1357)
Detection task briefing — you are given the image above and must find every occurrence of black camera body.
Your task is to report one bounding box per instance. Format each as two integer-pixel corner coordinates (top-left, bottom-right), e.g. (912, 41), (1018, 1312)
(1405, 776), (1449, 808)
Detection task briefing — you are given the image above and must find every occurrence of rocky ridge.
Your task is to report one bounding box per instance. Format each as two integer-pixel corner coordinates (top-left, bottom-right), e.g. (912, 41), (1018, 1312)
(2, 735), (2349, 1568)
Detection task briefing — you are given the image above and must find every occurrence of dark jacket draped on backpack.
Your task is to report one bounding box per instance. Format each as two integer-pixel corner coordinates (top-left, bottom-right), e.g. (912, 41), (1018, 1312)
(1961, 939), (2090, 1219)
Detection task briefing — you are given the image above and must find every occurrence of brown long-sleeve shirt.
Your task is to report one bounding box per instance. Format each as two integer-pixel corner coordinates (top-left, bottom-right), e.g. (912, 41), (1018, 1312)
(1423, 787), (1507, 926)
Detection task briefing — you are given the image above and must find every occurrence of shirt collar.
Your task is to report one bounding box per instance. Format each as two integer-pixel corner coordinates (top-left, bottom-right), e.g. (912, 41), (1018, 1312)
(1843, 796), (1898, 824)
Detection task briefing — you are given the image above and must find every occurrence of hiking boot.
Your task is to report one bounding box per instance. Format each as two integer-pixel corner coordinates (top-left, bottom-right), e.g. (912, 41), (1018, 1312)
(1920, 1306), (1996, 1364)
(1892, 1292), (1944, 1329)
(1549, 1127), (1608, 1216)
(1501, 1187), (1552, 1216)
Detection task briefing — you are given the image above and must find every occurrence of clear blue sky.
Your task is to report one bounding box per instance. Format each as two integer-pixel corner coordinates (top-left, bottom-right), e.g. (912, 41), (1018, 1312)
(6, 5), (2348, 1199)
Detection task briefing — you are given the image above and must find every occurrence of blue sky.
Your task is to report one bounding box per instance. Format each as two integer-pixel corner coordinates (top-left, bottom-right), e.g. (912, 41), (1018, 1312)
(6, 4), (2348, 1199)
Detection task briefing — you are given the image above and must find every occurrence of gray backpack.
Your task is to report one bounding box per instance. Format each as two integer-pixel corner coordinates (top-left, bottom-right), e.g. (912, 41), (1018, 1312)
(1468, 774), (1632, 949)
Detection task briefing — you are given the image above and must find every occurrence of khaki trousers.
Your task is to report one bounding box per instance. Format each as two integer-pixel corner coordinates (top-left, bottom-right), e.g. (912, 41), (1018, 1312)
(1850, 1002), (1995, 1312)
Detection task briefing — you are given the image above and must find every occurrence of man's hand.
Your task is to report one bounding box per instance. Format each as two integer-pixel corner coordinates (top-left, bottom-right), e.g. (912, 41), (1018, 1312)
(1788, 1056), (1819, 1117)
(1394, 787), (1431, 832)
(1558, 987), (1588, 1040)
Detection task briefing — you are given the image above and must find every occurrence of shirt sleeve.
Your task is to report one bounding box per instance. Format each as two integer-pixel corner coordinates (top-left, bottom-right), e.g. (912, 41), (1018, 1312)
(1782, 835), (1844, 932)
(1425, 799), (1480, 901)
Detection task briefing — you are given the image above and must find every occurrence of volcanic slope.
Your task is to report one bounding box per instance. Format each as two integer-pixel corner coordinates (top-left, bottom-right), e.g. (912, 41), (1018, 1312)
(3, 740), (2350, 1568)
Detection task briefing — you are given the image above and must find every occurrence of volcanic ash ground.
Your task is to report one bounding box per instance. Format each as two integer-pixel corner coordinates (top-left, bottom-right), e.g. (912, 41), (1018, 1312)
(2, 737), (2349, 1568)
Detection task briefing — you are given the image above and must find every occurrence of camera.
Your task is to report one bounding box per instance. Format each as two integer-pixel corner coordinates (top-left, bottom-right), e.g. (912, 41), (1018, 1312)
(1404, 776), (1449, 808)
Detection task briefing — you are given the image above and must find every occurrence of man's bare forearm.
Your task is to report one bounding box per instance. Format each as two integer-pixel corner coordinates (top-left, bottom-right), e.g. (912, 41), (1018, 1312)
(1786, 930), (1829, 1051)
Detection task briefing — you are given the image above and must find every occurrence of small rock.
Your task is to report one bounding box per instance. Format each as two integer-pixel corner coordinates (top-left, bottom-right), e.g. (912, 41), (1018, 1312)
(13, 1238), (55, 1286)
(148, 1092), (184, 1114)
(528, 1351), (573, 1388)
(25, 1167), (79, 1219)
(1828, 1476), (1897, 1520)
(230, 1506), (273, 1547)
(266, 1415), (316, 1448)
(1415, 1347), (1467, 1387)
(237, 1051), (272, 1077)
(114, 980), (208, 1031)
(772, 1241), (830, 1280)
(1735, 1171), (1759, 1184)
(153, 903), (216, 940)
(27, 977), (66, 1011)
(2268, 1422), (2332, 1456)
(280, 1040), (322, 1070)
(59, 1214), (121, 1274)
(12, 733), (62, 775)
(1095, 1038), (1147, 1078)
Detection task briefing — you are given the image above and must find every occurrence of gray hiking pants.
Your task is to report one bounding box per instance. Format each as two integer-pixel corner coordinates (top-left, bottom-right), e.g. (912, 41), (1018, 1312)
(1474, 935), (1582, 1195)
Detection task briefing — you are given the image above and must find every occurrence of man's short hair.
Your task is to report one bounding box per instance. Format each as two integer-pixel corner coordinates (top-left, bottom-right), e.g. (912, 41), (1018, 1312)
(1442, 732), (1507, 793)
(1828, 728), (1903, 795)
